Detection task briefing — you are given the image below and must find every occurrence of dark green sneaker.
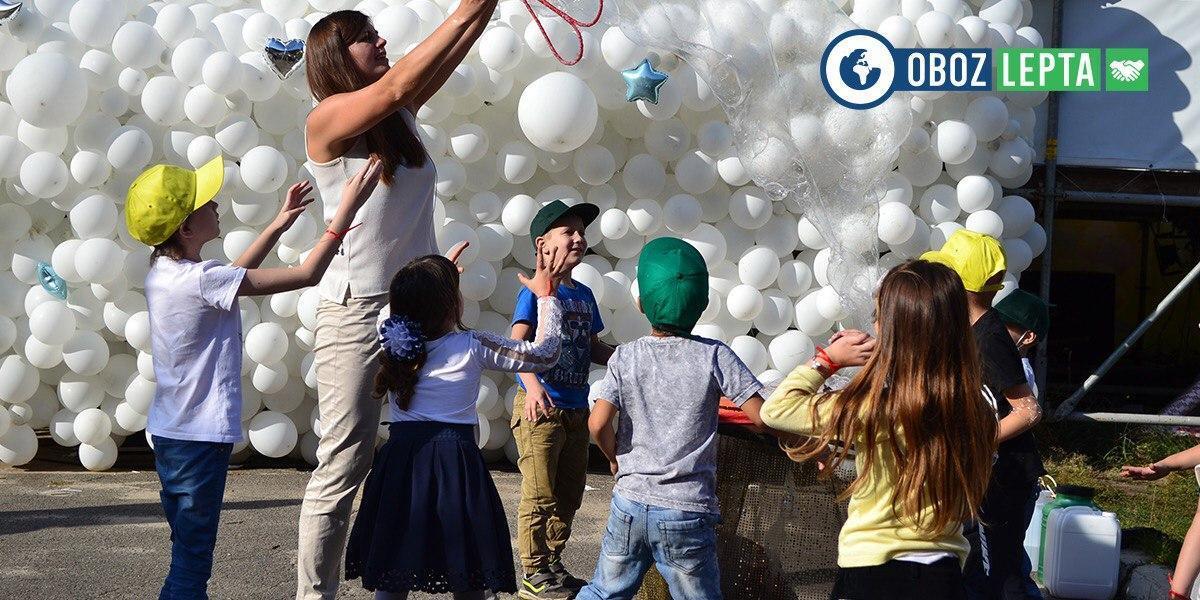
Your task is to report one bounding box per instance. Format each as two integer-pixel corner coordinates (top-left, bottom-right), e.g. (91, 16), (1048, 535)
(519, 570), (573, 600)
(548, 559), (587, 592)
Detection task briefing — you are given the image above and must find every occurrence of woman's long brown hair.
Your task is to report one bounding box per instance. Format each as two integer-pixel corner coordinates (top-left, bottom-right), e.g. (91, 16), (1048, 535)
(789, 259), (996, 534)
(374, 255), (465, 410)
(306, 10), (426, 185)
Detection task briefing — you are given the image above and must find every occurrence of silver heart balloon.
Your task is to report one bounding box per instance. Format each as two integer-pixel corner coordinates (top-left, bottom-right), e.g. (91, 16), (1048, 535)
(0, 1), (22, 25)
(262, 37), (305, 80)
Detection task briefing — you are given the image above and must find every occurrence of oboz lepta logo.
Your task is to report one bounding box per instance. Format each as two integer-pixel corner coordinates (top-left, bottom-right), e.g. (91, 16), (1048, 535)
(820, 29), (1148, 110)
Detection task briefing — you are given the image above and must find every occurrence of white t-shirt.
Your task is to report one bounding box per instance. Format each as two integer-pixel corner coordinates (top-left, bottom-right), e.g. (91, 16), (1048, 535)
(390, 297), (563, 424)
(144, 258), (247, 444)
(1021, 357), (1038, 399)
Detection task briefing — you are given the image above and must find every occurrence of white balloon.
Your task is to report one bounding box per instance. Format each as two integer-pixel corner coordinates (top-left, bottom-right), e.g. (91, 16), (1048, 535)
(738, 247), (781, 290)
(622, 154), (666, 199)
(573, 145), (616, 185)
(60, 372), (106, 412)
(74, 238), (124, 285)
(107, 126), (154, 173)
(246, 322), (290, 365)
(480, 26), (524, 72)
(933, 120), (977, 165)
(518, 73), (598, 153)
(6, 53), (89, 128)
(768, 330), (816, 373)
(919, 184), (962, 223)
(994, 195), (1035, 237)
(878, 201), (912, 246)
(253, 362), (289, 395)
(140, 76), (189, 126)
(70, 151), (112, 188)
(30, 301), (77, 346)
(73, 407), (112, 446)
(248, 410), (298, 458)
(957, 174), (998, 212)
(0, 425), (38, 466)
(70, 194), (118, 239)
(965, 209), (1005, 238)
(20, 152), (69, 199)
(626, 199), (663, 237)
(729, 187), (772, 230)
(241, 146), (288, 193)
(78, 437), (119, 471)
(727, 285), (764, 321)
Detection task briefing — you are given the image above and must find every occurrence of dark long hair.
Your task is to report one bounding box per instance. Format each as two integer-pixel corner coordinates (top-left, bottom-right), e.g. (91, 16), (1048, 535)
(306, 10), (426, 185)
(785, 260), (996, 535)
(375, 255), (465, 410)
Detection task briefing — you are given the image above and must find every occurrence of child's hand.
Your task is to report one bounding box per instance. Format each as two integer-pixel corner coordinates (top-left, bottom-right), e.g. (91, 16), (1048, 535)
(609, 459), (619, 477)
(341, 156), (384, 210)
(826, 330), (876, 368)
(523, 382), (555, 422)
(518, 241), (567, 298)
(447, 241), (469, 274)
(1120, 464), (1171, 481)
(272, 181), (315, 232)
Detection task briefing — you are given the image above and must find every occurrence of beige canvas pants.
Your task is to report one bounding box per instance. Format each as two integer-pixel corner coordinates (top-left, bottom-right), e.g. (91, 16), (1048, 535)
(296, 294), (387, 600)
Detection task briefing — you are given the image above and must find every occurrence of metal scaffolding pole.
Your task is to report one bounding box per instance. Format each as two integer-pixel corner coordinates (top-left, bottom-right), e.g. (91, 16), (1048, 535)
(1053, 257), (1200, 419)
(1035, 0), (1064, 398)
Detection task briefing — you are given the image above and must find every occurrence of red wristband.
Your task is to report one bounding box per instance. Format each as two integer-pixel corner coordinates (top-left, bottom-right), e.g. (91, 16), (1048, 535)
(814, 346), (841, 372)
(325, 222), (362, 240)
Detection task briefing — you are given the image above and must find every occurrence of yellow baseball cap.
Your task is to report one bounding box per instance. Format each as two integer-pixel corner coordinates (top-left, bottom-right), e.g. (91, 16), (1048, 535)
(125, 155), (224, 246)
(920, 229), (1007, 293)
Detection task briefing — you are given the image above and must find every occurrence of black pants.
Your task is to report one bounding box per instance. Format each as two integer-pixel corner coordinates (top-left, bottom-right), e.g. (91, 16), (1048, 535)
(964, 482), (1043, 600)
(831, 558), (966, 600)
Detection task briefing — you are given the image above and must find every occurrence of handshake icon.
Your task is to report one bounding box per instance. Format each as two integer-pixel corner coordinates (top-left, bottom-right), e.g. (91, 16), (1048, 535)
(1109, 59), (1146, 82)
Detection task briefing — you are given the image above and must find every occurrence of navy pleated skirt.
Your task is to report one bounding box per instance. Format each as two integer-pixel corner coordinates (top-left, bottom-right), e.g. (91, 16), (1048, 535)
(345, 421), (517, 594)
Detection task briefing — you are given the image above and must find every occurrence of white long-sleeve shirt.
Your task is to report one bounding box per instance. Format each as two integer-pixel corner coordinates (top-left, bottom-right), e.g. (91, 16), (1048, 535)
(389, 297), (563, 424)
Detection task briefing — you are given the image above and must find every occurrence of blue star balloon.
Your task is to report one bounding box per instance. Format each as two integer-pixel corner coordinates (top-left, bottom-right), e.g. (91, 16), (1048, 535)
(622, 58), (669, 105)
(36, 262), (67, 300)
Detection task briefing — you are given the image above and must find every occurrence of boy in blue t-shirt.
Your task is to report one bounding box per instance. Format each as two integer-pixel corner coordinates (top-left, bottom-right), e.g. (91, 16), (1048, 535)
(510, 200), (613, 600)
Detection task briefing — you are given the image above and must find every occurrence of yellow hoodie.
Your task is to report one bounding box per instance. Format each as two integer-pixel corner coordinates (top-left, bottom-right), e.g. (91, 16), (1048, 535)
(761, 365), (969, 568)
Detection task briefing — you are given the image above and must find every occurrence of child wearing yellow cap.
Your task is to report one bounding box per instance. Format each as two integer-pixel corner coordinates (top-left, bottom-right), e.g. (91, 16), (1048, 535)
(125, 155), (383, 599)
(923, 229), (1045, 600)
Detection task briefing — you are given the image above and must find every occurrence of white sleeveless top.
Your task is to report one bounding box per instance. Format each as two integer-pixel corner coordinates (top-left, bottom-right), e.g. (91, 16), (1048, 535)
(305, 109), (438, 302)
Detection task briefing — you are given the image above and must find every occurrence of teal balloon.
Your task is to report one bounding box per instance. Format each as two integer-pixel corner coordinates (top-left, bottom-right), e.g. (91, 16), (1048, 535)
(37, 262), (67, 300)
(622, 59), (669, 105)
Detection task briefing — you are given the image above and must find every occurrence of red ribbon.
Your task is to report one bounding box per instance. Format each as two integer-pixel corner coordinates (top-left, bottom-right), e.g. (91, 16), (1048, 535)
(521, 0), (605, 66)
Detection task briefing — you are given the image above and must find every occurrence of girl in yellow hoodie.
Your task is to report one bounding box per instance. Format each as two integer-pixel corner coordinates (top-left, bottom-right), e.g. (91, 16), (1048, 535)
(762, 260), (997, 600)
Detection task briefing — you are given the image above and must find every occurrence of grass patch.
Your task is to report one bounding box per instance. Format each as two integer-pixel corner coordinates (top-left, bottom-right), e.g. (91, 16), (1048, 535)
(1038, 421), (1197, 565)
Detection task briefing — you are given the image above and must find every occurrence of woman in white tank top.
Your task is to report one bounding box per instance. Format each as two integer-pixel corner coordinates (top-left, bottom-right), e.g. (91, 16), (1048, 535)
(297, 4), (494, 598)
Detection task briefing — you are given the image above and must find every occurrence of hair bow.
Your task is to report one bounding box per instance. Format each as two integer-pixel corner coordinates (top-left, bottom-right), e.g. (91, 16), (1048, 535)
(379, 314), (425, 362)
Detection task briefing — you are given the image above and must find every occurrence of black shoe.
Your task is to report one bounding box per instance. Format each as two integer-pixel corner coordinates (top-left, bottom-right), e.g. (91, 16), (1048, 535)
(548, 559), (587, 592)
(519, 570), (574, 600)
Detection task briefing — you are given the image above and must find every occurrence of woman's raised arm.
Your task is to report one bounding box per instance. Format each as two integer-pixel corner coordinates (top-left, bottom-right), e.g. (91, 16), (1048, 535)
(306, 0), (497, 156)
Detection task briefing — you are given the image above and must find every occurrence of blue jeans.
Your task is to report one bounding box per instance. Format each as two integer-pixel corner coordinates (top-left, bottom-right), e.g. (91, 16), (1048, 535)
(576, 492), (721, 600)
(153, 436), (232, 600)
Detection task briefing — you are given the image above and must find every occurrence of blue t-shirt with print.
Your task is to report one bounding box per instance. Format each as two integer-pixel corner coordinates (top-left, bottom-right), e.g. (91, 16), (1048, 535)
(511, 281), (604, 410)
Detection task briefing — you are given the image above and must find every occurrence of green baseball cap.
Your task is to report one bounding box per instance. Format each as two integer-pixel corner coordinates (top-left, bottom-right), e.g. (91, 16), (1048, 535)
(529, 200), (600, 244)
(994, 289), (1049, 339)
(637, 237), (709, 333)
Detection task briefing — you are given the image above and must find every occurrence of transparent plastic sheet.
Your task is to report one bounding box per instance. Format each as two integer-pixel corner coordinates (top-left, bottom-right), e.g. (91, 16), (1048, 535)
(552, 0), (912, 332)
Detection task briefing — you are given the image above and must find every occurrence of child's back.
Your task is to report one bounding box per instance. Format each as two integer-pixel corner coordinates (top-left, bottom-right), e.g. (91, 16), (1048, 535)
(144, 257), (245, 443)
(599, 335), (761, 515)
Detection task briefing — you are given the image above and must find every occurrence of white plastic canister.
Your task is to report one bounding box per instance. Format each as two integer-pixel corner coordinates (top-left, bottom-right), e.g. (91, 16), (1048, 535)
(1042, 506), (1121, 600)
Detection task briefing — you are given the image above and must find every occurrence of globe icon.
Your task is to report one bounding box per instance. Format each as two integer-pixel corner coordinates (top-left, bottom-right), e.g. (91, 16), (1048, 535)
(839, 48), (881, 90)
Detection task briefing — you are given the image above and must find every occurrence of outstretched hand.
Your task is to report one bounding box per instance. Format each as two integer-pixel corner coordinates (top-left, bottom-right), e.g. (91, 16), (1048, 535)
(272, 181), (315, 232)
(1120, 464), (1171, 481)
(518, 241), (568, 297)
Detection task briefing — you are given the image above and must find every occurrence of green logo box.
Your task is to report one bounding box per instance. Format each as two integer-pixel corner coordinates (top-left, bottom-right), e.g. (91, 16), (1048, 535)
(1105, 48), (1149, 91)
(995, 48), (1102, 91)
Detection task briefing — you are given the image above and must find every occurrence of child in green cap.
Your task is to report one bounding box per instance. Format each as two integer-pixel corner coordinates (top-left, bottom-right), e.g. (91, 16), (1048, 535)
(994, 289), (1050, 399)
(126, 155), (382, 599)
(510, 199), (614, 599)
(578, 237), (766, 600)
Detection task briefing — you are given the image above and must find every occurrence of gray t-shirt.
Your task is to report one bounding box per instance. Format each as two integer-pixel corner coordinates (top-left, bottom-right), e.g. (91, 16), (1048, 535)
(596, 335), (763, 515)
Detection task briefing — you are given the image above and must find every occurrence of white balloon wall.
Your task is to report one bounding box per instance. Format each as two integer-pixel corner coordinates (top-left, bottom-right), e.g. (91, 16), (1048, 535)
(0, 0), (1046, 470)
